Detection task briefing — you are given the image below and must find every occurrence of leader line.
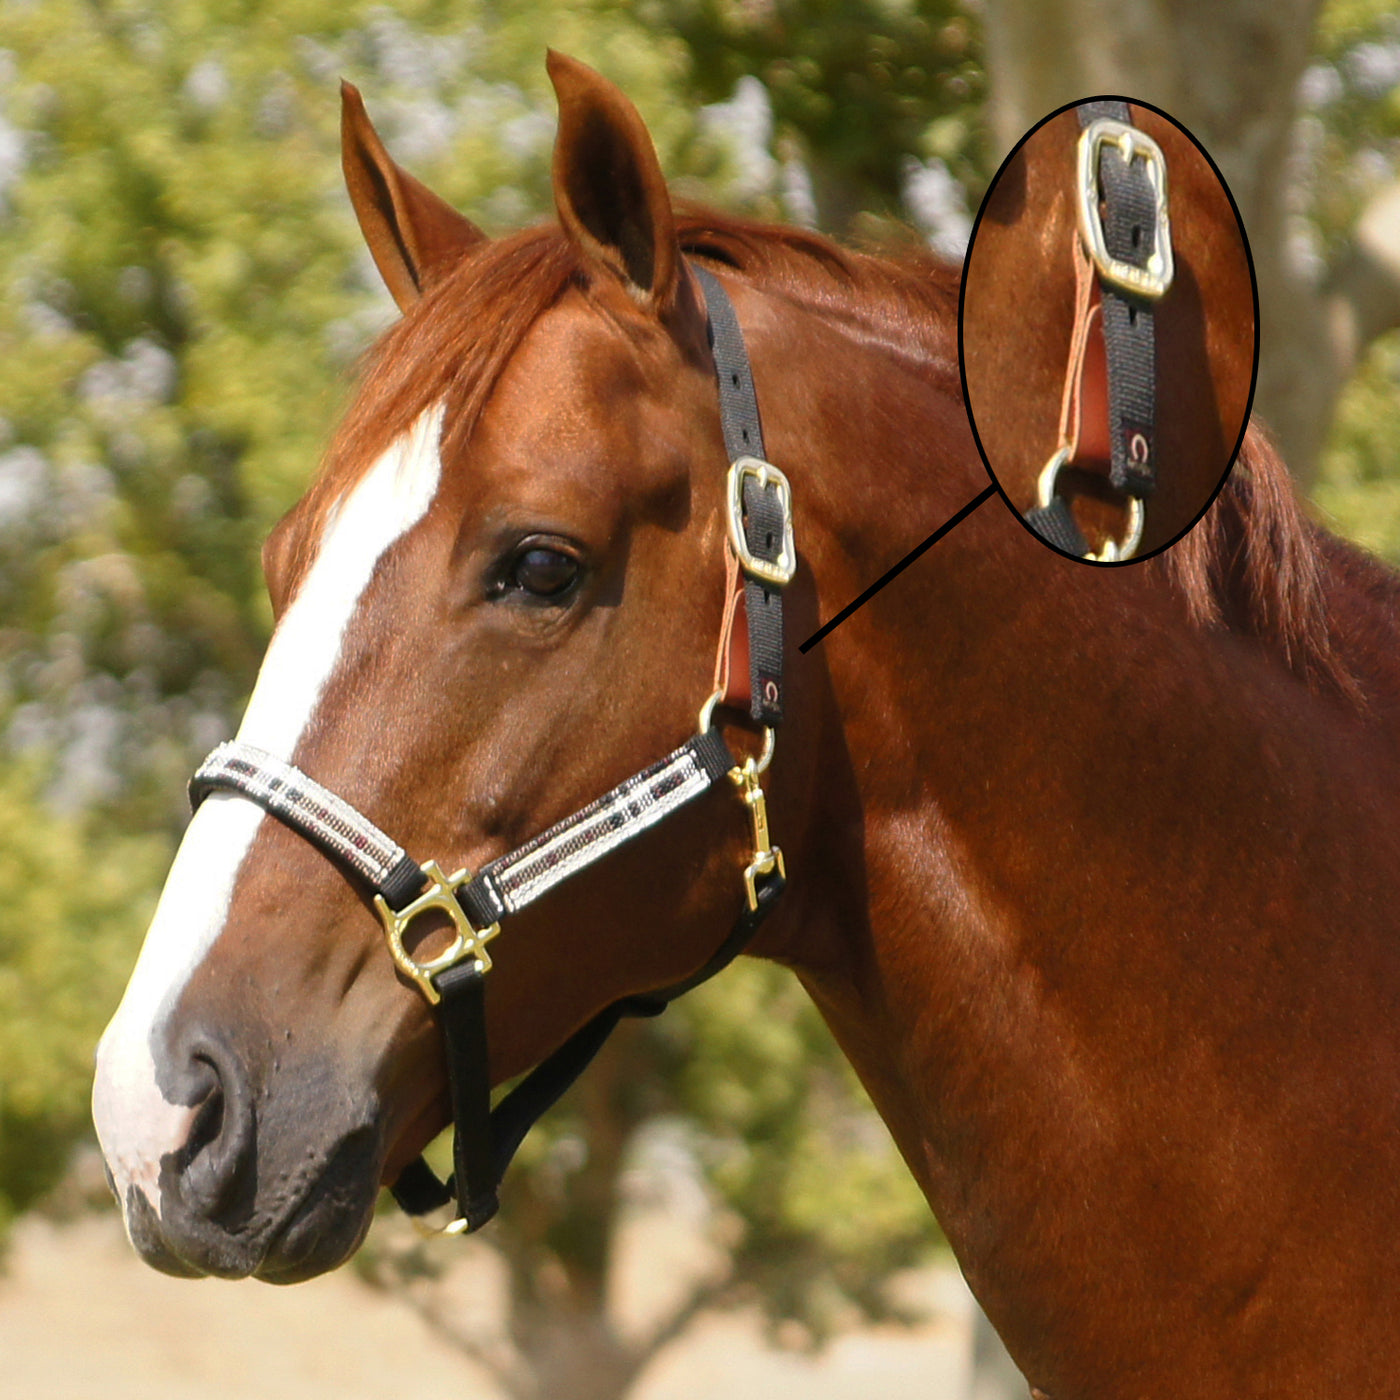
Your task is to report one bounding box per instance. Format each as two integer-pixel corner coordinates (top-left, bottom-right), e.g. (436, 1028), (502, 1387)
(798, 485), (996, 652)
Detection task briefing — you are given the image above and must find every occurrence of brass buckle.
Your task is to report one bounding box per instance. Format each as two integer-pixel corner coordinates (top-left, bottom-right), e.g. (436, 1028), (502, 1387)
(726, 457), (796, 588)
(1076, 118), (1173, 301)
(375, 860), (501, 1006)
(730, 757), (785, 911)
(1037, 446), (1144, 563)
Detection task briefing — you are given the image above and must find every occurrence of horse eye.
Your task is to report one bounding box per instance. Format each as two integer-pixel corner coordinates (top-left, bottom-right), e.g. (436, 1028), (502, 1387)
(504, 545), (580, 600)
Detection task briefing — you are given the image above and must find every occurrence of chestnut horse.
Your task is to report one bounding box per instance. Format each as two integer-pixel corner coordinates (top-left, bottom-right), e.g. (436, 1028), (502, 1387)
(93, 55), (1400, 1398)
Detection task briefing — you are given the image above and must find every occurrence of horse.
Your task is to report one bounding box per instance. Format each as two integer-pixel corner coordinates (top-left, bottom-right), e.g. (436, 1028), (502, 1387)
(962, 102), (1256, 561)
(91, 53), (1400, 1399)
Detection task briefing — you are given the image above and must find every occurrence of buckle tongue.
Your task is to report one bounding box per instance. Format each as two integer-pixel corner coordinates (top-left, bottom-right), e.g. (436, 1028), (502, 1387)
(1076, 118), (1174, 301)
(727, 457), (796, 587)
(375, 860), (501, 1006)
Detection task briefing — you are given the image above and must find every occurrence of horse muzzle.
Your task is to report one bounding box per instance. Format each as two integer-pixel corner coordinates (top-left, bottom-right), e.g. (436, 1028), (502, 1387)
(96, 1023), (382, 1282)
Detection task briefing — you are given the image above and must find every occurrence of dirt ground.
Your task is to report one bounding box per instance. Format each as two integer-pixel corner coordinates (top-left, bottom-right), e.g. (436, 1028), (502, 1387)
(0, 1209), (976, 1400)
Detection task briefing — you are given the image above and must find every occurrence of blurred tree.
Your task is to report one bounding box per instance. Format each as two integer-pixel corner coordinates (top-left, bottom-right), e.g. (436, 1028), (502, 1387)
(0, 3), (939, 1394)
(981, 0), (1400, 507)
(658, 0), (983, 238)
(0, 761), (165, 1232)
(1298, 0), (1400, 561)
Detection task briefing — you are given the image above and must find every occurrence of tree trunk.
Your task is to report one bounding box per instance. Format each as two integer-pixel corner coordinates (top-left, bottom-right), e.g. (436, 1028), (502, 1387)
(982, 0), (1400, 484)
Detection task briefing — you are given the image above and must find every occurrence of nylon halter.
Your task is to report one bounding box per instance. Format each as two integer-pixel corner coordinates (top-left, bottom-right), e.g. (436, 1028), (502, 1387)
(188, 265), (793, 1235)
(1025, 100), (1174, 562)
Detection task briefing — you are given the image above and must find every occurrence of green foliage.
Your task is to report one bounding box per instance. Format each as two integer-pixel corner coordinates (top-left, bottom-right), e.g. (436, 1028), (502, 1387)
(1305, 1), (1400, 558)
(1299, 0), (1400, 266)
(0, 760), (167, 1228)
(1314, 331), (1400, 562)
(0, 0), (720, 831)
(657, 0), (984, 229)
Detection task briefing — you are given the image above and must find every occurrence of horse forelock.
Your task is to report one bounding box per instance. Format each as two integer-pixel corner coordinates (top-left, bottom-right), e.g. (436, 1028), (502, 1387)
(1160, 426), (1367, 705)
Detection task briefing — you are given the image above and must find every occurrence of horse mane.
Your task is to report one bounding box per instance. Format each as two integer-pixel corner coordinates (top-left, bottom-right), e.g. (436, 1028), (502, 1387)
(675, 210), (962, 361)
(313, 207), (1379, 704)
(1159, 427), (1373, 704)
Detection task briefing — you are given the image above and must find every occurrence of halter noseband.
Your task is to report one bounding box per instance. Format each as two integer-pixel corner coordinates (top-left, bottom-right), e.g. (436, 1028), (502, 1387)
(189, 266), (792, 1235)
(1024, 100), (1174, 562)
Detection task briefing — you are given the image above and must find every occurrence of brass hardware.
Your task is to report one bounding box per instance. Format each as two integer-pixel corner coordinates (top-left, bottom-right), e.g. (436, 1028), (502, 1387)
(1076, 118), (1173, 302)
(1036, 446), (1144, 562)
(730, 758), (785, 911)
(727, 457), (797, 587)
(375, 860), (501, 1006)
(698, 692), (777, 778)
(409, 1208), (472, 1239)
(1035, 446), (1072, 513)
(698, 688), (725, 736)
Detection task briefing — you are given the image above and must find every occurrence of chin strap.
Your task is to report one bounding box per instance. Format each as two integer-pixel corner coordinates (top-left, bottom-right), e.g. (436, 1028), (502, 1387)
(1026, 99), (1173, 562)
(189, 262), (793, 1237)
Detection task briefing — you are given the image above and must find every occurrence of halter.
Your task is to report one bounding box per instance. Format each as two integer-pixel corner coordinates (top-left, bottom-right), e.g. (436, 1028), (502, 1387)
(188, 266), (793, 1235)
(1025, 100), (1174, 562)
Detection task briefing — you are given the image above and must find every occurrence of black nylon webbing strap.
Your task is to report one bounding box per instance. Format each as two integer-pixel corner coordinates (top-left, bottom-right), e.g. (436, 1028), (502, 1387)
(433, 961), (500, 1231)
(486, 865), (784, 1178)
(739, 480), (787, 723)
(392, 868), (787, 1220)
(695, 265), (764, 462)
(692, 264), (787, 728)
(390, 798), (786, 1229)
(1077, 101), (1159, 499)
(1024, 496), (1091, 557)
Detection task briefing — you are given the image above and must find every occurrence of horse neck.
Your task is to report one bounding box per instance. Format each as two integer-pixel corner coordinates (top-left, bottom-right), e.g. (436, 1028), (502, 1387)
(758, 286), (1400, 1382)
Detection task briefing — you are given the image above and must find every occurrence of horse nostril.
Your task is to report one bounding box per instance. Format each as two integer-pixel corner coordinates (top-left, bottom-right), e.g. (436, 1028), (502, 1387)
(184, 1062), (225, 1160)
(166, 1039), (257, 1223)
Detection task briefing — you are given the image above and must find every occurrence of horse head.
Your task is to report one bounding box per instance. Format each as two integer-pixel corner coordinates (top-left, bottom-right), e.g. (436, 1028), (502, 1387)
(91, 53), (813, 1281)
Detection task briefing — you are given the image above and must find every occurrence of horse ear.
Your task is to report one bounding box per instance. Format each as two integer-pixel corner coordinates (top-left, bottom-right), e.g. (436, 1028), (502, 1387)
(340, 81), (487, 312)
(546, 51), (680, 311)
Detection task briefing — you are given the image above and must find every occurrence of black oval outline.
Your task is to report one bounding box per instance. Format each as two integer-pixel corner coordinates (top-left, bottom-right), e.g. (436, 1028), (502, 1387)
(956, 93), (1261, 567)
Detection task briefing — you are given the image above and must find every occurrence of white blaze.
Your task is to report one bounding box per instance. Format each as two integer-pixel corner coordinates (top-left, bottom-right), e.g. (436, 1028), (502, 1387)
(92, 404), (445, 1223)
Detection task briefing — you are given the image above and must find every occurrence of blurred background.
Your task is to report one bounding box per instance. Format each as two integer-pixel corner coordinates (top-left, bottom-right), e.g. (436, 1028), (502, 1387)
(2, 1), (1399, 1396)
